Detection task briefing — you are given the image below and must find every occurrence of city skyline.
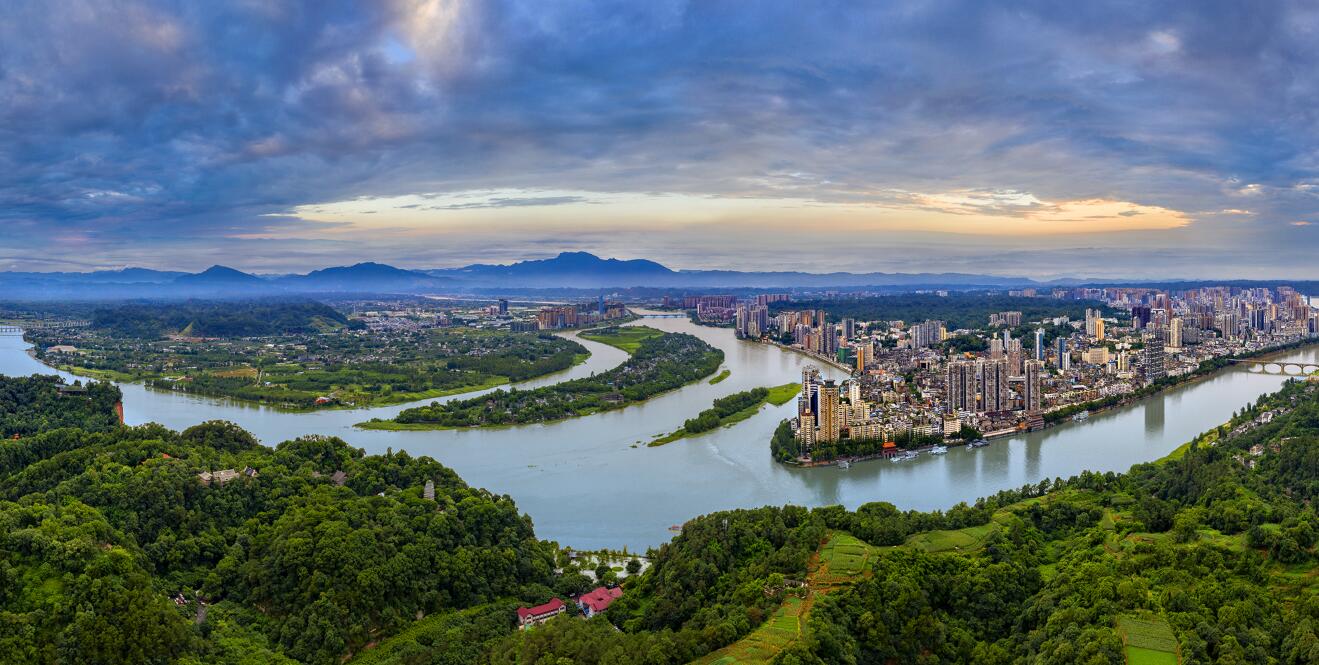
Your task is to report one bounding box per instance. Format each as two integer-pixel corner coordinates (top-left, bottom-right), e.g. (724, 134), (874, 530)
(3, 1), (1318, 278)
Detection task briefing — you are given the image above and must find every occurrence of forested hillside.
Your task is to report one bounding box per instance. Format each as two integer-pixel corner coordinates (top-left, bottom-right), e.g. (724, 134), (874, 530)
(0, 378), (558, 665)
(6, 373), (1319, 664)
(90, 299), (358, 338)
(0, 374), (121, 436)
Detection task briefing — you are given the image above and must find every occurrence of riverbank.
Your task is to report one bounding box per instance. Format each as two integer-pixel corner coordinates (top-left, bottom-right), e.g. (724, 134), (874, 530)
(648, 383), (799, 446)
(1041, 337), (1319, 427)
(783, 337), (1319, 469)
(760, 338), (854, 373)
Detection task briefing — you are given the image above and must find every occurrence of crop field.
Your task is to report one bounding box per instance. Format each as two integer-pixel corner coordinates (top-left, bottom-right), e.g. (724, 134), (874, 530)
(815, 533), (874, 585)
(1117, 616), (1178, 665)
(901, 521), (1001, 553)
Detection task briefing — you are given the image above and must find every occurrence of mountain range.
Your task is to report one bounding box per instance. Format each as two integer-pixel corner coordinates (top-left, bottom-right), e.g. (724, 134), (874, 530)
(5, 252), (1306, 301)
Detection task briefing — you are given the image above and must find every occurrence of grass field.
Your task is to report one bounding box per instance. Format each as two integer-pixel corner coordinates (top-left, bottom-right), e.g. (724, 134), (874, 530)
(1117, 616), (1178, 665)
(765, 382), (802, 406)
(709, 369), (732, 384)
(900, 521), (1001, 553)
(579, 326), (664, 354)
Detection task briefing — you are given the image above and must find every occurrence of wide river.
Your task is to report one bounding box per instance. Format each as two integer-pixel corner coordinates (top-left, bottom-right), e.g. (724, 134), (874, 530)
(2, 315), (1316, 551)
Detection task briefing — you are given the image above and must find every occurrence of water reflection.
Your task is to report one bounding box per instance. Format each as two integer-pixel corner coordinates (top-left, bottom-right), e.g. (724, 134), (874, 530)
(1144, 394), (1166, 435)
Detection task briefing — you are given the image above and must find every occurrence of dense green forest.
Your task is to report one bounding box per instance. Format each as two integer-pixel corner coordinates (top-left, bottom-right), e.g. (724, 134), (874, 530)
(0, 379), (560, 665)
(7, 371), (1319, 664)
(376, 332), (723, 428)
(0, 375), (122, 437)
(771, 294), (1116, 330)
(90, 300), (361, 338)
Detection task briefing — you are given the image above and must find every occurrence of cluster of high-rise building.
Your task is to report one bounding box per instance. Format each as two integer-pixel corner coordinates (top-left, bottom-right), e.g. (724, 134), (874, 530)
(988, 311), (1022, 327)
(781, 284), (1318, 463)
(535, 301), (627, 330)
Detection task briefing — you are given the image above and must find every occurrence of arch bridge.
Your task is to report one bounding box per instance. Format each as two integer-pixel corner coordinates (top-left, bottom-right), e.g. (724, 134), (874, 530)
(1231, 359), (1319, 377)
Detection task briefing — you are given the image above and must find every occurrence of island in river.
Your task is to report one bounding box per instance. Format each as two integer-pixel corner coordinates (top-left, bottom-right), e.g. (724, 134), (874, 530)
(649, 383), (799, 446)
(360, 328), (724, 430)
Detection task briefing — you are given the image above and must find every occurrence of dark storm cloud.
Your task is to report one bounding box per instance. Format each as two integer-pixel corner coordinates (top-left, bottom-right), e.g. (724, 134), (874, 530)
(1, 0), (1316, 274)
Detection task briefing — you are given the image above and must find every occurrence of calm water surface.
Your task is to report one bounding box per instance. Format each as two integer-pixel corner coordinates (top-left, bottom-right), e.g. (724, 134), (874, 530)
(2, 318), (1314, 550)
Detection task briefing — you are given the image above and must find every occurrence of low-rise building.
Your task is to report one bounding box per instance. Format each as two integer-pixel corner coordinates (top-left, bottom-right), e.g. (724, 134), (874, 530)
(576, 586), (623, 618)
(516, 598), (566, 629)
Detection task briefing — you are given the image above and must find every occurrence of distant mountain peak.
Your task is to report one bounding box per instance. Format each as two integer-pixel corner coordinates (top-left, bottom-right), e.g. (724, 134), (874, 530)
(177, 265), (263, 282)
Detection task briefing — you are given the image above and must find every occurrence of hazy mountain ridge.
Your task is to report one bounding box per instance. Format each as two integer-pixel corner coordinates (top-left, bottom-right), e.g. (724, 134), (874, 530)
(4, 252), (1311, 301)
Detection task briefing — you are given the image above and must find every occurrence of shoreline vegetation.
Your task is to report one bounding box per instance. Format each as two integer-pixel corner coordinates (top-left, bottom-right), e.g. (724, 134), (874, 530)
(776, 337), (1319, 468)
(361, 329), (724, 430)
(708, 369), (731, 384)
(649, 383), (799, 446)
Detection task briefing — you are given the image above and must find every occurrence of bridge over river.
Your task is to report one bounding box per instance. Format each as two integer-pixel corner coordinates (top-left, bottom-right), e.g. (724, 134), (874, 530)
(1232, 358), (1319, 377)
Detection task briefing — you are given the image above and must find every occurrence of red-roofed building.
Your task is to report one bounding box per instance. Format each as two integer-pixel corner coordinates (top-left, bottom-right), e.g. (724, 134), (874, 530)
(576, 586), (623, 618)
(516, 597), (565, 629)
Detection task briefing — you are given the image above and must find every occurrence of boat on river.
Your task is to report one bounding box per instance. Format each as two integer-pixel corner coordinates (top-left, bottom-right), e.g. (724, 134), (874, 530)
(1073, 410), (1090, 422)
(837, 460), (850, 469)
(929, 445), (948, 455)
(969, 439), (990, 448)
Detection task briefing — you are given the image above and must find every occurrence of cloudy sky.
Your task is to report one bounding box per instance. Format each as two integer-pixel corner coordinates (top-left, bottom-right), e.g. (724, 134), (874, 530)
(2, 1), (1317, 279)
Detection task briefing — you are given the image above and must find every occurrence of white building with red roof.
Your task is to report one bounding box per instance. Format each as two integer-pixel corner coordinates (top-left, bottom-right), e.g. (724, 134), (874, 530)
(515, 597), (565, 629)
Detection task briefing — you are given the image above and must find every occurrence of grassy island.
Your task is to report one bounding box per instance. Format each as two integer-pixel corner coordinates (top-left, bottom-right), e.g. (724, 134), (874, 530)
(363, 331), (724, 430)
(649, 382), (799, 446)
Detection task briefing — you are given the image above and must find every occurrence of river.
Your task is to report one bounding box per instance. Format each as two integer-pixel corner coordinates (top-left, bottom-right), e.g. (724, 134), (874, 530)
(1, 318), (1315, 551)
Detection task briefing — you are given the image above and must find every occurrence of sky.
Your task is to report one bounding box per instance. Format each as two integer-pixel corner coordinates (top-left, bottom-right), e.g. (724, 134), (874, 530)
(1, 0), (1317, 279)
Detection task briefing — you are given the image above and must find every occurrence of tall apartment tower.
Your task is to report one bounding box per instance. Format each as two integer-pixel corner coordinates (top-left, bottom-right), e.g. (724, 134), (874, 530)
(1034, 329), (1046, 360)
(797, 410), (816, 451)
(1056, 338), (1070, 371)
(1023, 359), (1043, 412)
(980, 358), (1010, 412)
(1168, 317), (1183, 348)
(1094, 318), (1105, 341)
(945, 360), (978, 413)
(1142, 333), (1166, 383)
(817, 380), (841, 443)
(841, 318), (856, 340)
(800, 365), (821, 416)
